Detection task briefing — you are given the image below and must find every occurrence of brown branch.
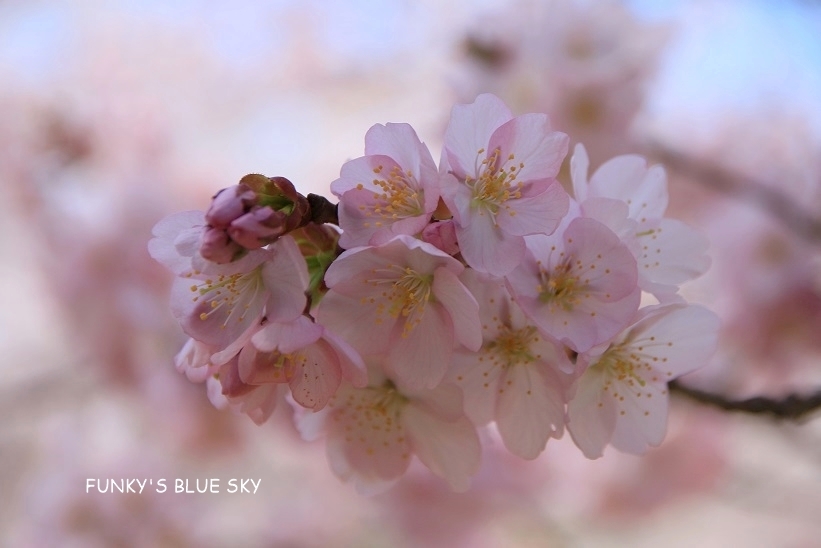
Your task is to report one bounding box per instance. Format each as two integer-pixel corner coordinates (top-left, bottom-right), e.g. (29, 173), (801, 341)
(669, 380), (821, 420)
(306, 193), (339, 225)
(647, 143), (821, 245)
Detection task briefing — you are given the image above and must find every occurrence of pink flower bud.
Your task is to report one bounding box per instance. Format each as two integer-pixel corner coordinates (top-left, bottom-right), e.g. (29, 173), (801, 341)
(199, 226), (245, 264)
(205, 184), (256, 228)
(227, 207), (286, 249)
(421, 220), (460, 256)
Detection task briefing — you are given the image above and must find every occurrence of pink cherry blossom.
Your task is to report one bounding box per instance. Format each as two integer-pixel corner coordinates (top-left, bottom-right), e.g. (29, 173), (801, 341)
(506, 215), (640, 353)
(296, 367), (481, 494)
(316, 235), (481, 390)
(571, 143), (710, 299)
(332, 123), (440, 249)
(240, 315), (367, 411)
(215, 353), (286, 425)
(439, 93), (570, 276)
(450, 270), (570, 459)
(153, 219), (309, 350)
(567, 303), (720, 458)
(174, 337), (220, 383)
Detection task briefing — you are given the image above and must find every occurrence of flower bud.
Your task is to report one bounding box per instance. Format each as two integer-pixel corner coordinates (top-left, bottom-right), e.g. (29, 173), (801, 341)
(421, 220), (460, 256)
(205, 184), (257, 228)
(239, 174), (310, 228)
(227, 207), (287, 249)
(199, 174), (313, 264)
(199, 225), (246, 264)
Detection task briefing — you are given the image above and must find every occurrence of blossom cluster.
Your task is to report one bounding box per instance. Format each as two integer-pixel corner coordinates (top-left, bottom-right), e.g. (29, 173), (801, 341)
(149, 94), (718, 494)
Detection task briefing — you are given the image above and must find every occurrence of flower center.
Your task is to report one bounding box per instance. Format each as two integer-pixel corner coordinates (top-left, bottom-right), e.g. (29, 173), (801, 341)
(485, 324), (540, 367)
(537, 262), (583, 311)
(268, 351), (299, 383)
(466, 147), (524, 216)
(358, 164), (424, 227)
(592, 346), (652, 397)
(367, 265), (433, 337)
(189, 269), (260, 327)
(333, 380), (411, 458)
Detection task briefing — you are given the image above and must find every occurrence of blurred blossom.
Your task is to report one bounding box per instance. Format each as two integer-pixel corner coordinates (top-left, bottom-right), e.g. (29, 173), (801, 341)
(3, 0), (821, 546)
(455, 0), (670, 169)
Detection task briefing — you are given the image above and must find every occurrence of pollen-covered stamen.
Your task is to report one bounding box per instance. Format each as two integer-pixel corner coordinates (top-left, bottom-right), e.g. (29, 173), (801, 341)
(485, 324), (540, 367)
(190, 270), (260, 327)
(334, 381), (411, 458)
(466, 147), (524, 217)
(536, 262), (584, 311)
(366, 265), (433, 336)
(268, 351), (299, 383)
(357, 164), (425, 227)
(593, 345), (655, 404)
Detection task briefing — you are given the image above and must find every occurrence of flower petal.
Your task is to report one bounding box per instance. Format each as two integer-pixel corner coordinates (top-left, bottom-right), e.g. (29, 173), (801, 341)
(432, 267), (482, 351)
(566, 367), (617, 459)
(404, 400), (481, 492)
(456, 211), (525, 276)
(387, 303), (454, 390)
(443, 94), (512, 179)
(289, 341), (343, 411)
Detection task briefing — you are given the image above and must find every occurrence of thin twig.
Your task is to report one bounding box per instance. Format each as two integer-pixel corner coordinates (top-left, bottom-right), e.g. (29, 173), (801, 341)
(648, 143), (821, 245)
(669, 380), (821, 420)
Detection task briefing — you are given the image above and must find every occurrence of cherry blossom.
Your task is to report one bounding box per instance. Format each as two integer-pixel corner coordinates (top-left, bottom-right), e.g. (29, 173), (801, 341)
(506, 215), (641, 353)
(215, 352), (287, 425)
(450, 270), (570, 459)
(296, 367), (481, 494)
(149, 214), (309, 351)
(241, 315), (367, 411)
(571, 143), (710, 299)
(439, 93), (570, 276)
(332, 123), (440, 249)
(316, 235), (481, 389)
(567, 304), (720, 458)
(143, 91), (725, 494)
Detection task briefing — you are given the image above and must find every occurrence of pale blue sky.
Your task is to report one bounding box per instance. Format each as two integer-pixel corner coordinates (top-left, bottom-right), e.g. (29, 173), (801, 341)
(1, 0), (819, 133)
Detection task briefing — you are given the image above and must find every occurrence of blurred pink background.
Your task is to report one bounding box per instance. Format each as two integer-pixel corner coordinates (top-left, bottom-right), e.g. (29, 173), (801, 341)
(2, 0), (821, 546)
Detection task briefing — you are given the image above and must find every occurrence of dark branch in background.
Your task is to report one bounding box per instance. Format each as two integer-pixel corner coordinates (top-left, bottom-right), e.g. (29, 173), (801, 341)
(648, 143), (821, 245)
(669, 380), (821, 420)
(648, 143), (821, 420)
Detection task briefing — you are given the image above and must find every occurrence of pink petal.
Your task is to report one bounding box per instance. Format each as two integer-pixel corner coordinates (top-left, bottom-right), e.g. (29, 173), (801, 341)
(252, 316), (323, 353)
(636, 218), (710, 291)
(148, 210), (205, 275)
(315, 291), (393, 355)
(488, 113), (569, 181)
(609, 380), (670, 454)
(364, 123), (437, 184)
(403, 402), (481, 492)
(496, 181), (569, 237)
(621, 304), (720, 378)
(432, 267), (482, 351)
(172, 274), (265, 350)
(262, 235), (309, 323)
(238, 344), (291, 385)
(322, 329), (367, 387)
(325, 386), (413, 487)
(443, 94), (512, 179)
(589, 154), (668, 223)
(456, 211), (525, 276)
(289, 341), (343, 411)
(387, 303), (454, 390)
(566, 368), (617, 459)
(570, 143), (591, 202)
(449, 349), (503, 425)
(495, 364), (565, 459)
